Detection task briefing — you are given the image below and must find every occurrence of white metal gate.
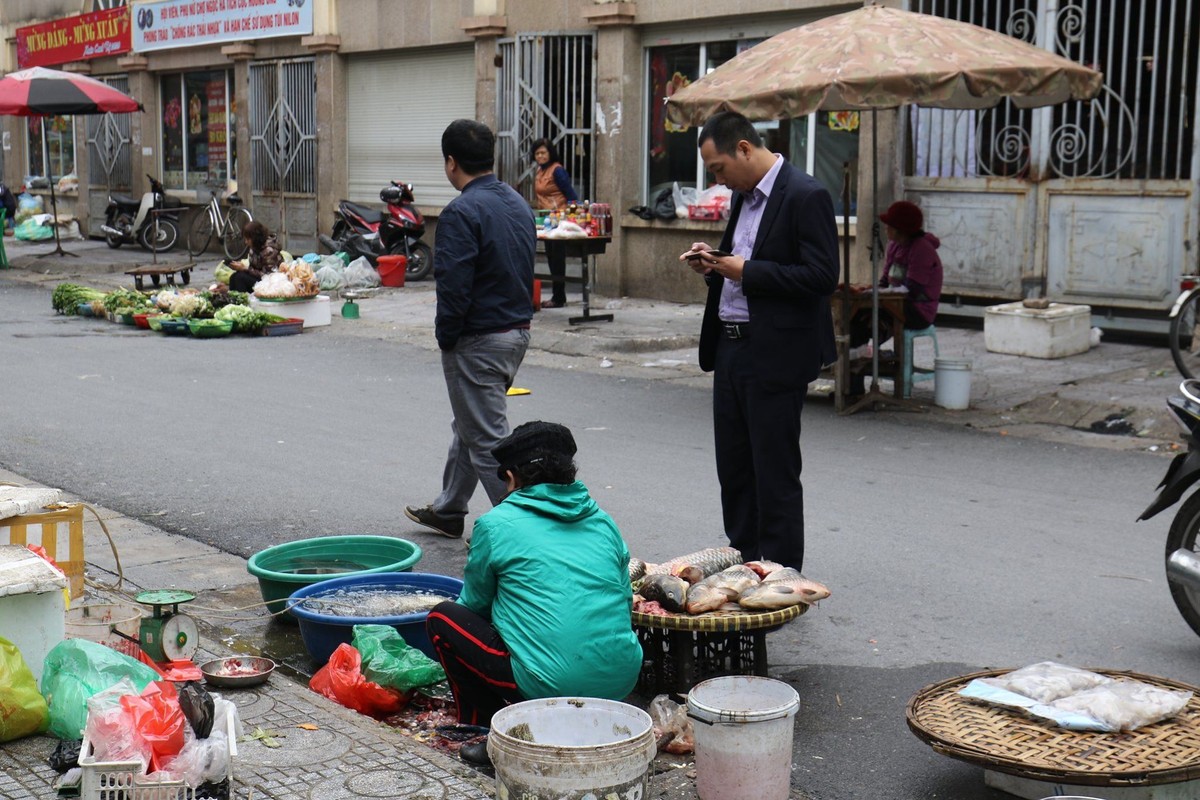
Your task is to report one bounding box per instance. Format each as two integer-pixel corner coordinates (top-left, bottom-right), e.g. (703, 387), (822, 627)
(85, 75), (131, 237)
(905, 0), (1199, 317)
(249, 58), (317, 254)
(496, 33), (595, 204)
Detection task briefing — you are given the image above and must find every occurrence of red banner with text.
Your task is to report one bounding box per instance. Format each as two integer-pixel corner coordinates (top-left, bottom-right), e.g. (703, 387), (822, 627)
(16, 7), (132, 69)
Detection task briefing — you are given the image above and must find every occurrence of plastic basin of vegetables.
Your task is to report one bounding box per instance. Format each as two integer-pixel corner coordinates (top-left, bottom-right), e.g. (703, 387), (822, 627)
(133, 312), (158, 330)
(158, 317), (190, 335)
(247, 535), (423, 620)
(188, 318), (234, 338)
(118, 311), (137, 326)
(288, 572), (462, 664)
(147, 314), (167, 332)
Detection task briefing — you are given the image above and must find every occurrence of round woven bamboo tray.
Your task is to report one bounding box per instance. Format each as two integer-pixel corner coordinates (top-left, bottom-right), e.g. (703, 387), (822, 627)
(907, 668), (1200, 786)
(632, 603), (806, 632)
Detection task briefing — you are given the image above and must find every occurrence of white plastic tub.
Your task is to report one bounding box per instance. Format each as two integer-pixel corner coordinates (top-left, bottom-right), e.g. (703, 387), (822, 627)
(687, 675), (800, 800)
(488, 697), (656, 800)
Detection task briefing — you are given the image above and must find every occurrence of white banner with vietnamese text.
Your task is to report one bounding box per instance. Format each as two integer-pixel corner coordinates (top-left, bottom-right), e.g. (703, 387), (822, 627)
(132, 0), (313, 53)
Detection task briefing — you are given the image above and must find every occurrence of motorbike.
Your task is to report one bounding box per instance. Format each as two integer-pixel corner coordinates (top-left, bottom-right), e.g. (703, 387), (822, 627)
(101, 174), (183, 252)
(1139, 378), (1200, 636)
(318, 180), (433, 281)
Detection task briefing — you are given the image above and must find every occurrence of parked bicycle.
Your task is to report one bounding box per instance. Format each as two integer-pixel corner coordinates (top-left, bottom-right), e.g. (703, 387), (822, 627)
(187, 187), (253, 260)
(1169, 274), (1200, 378)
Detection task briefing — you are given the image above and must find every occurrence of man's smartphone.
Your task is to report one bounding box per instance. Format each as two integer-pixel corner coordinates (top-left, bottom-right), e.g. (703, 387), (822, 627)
(703, 250), (732, 258)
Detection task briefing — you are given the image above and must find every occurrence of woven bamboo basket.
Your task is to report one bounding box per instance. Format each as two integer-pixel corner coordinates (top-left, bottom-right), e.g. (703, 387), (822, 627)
(907, 668), (1200, 787)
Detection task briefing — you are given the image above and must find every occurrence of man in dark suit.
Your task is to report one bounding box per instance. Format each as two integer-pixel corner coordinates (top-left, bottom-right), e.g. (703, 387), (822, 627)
(679, 111), (838, 571)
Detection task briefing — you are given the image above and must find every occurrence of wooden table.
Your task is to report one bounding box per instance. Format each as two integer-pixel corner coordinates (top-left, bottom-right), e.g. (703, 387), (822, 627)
(537, 235), (612, 325)
(828, 288), (908, 413)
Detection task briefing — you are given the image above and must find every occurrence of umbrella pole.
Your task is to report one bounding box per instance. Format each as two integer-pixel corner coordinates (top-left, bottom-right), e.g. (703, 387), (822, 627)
(837, 161), (852, 412)
(37, 117), (75, 258)
(843, 107), (919, 416)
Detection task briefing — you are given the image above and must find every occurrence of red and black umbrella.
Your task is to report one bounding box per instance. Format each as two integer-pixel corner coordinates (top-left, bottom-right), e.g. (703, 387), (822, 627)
(0, 67), (142, 256)
(0, 66), (142, 116)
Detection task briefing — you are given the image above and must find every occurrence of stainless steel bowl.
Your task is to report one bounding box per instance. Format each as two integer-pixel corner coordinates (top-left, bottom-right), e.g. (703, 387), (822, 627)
(199, 656), (276, 688)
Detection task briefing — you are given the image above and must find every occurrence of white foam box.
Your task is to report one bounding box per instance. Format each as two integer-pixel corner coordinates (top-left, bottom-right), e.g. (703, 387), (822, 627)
(984, 301), (1091, 359)
(249, 294), (331, 328)
(0, 543), (67, 683)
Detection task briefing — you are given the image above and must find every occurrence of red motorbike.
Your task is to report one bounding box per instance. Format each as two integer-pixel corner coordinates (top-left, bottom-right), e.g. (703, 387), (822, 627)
(320, 181), (433, 281)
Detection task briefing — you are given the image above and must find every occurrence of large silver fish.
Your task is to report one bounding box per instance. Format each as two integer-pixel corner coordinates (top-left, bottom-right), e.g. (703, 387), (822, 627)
(737, 568), (831, 610)
(636, 573), (689, 614)
(643, 547), (743, 579)
(685, 565), (762, 614)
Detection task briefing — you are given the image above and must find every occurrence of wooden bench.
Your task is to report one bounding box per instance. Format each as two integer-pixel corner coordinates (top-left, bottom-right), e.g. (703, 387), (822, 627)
(125, 266), (193, 291)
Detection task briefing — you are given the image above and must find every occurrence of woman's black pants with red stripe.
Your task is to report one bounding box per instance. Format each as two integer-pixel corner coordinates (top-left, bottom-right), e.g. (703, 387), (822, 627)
(426, 600), (525, 727)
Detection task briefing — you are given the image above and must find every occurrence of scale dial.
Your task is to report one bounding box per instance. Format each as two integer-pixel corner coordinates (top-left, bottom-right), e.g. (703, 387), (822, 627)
(160, 613), (199, 661)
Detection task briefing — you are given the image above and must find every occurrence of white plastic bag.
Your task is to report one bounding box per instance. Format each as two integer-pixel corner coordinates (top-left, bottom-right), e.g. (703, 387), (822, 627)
(648, 694), (694, 754)
(315, 264), (345, 290)
(1051, 680), (1192, 732)
(672, 181), (696, 219)
(980, 661), (1112, 704)
(343, 256), (381, 289)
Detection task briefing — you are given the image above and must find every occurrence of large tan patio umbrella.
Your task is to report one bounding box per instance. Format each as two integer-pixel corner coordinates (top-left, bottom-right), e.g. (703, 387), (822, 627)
(666, 3), (1103, 410)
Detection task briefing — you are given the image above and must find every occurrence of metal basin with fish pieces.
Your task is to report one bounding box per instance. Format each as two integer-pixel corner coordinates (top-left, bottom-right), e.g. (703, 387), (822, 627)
(200, 656), (276, 688)
(289, 572), (464, 665)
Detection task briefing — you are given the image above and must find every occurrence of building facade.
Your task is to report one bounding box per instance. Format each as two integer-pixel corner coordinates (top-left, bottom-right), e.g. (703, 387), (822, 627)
(3, 0), (1196, 321)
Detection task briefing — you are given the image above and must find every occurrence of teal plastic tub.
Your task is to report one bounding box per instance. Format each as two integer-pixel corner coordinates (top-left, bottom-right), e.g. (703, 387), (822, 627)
(247, 535), (422, 619)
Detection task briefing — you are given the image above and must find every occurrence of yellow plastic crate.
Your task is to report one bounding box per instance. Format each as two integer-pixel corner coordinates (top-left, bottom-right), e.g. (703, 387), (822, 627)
(0, 503), (85, 599)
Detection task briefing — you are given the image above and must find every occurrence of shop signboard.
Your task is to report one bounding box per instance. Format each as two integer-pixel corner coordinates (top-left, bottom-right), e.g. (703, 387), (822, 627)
(133, 0), (314, 53)
(16, 7), (132, 69)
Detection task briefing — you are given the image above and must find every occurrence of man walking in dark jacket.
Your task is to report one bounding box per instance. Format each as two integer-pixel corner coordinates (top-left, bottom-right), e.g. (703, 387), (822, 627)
(406, 119), (536, 539)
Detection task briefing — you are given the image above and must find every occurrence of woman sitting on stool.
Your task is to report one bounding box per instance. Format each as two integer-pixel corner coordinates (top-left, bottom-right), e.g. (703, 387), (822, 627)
(425, 421), (641, 766)
(227, 220), (282, 293)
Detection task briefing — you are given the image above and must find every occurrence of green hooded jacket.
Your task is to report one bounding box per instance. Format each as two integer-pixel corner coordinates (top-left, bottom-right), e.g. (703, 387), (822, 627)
(458, 480), (642, 700)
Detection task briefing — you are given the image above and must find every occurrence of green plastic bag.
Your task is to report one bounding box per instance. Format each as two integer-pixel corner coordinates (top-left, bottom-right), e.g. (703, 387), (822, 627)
(41, 639), (159, 740)
(352, 625), (445, 693)
(0, 636), (50, 742)
(15, 218), (53, 241)
(213, 263), (234, 284)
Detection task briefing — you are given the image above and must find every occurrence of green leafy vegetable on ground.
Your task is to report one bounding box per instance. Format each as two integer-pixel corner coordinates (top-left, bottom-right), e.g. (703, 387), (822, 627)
(51, 283), (106, 314)
(214, 305), (286, 333)
(102, 288), (154, 314)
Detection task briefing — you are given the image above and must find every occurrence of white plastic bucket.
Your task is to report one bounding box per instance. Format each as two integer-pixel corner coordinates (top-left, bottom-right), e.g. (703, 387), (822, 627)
(687, 675), (800, 800)
(934, 357), (973, 409)
(488, 697), (656, 800)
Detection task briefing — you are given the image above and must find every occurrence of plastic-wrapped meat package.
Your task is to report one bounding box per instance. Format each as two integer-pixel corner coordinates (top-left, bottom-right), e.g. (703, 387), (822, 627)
(1051, 680), (1193, 732)
(981, 661), (1113, 704)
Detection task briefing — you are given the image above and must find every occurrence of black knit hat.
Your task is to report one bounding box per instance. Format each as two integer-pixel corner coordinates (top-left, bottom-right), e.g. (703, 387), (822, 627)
(492, 421), (577, 478)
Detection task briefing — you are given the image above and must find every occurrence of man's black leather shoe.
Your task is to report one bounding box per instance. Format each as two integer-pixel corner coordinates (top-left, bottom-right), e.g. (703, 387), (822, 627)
(404, 505), (464, 538)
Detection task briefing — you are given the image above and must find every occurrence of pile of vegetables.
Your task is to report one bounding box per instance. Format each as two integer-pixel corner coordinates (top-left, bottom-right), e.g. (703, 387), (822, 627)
(102, 288), (154, 315)
(51, 283), (107, 314)
(202, 286), (249, 310)
(214, 304), (287, 334)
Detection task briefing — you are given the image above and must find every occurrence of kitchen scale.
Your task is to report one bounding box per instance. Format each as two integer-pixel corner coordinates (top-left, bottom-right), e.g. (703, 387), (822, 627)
(341, 290), (361, 318)
(135, 589), (199, 663)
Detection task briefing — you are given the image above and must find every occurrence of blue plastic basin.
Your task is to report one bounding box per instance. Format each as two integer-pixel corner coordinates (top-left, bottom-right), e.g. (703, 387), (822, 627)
(288, 572), (464, 665)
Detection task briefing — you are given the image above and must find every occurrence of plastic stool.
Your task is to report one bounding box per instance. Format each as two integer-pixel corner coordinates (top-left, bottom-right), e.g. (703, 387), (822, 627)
(903, 325), (939, 398)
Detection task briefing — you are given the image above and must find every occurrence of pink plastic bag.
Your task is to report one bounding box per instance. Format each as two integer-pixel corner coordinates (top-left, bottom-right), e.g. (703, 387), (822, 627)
(119, 681), (188, 770)
(310, 644), (408, 719)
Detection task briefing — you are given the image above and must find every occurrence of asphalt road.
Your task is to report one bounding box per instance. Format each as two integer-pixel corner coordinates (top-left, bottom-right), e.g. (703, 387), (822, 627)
(3, 276), (1198, 800)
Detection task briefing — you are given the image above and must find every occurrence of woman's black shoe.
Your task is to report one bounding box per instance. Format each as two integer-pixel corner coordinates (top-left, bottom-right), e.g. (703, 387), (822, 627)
(459, 738), (492, 766)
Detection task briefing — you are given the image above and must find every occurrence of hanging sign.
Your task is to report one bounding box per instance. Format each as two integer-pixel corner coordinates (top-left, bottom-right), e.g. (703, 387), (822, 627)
(133, 0), (314, 53)
(16, 7), (132, 69)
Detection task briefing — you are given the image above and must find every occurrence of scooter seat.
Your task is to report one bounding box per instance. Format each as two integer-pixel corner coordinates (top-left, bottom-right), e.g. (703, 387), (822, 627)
(160, 194), (183, 209)
(342, 201), (383, 225)
(110, 193), (138, 206)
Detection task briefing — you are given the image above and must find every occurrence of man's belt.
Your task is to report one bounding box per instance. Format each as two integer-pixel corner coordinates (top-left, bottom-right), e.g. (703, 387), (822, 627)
(720, 322), (750, 340)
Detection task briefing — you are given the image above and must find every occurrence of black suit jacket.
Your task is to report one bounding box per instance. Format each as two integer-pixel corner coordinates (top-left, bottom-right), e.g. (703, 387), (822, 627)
(698, 161), (839, 390)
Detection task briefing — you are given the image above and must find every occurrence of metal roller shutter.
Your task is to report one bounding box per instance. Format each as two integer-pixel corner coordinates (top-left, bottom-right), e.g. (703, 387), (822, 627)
(347, 47), (475, 209)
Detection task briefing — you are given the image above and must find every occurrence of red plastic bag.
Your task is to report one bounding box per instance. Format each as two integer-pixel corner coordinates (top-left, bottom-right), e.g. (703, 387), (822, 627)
(119, 681), (188, 770)
(310, 644), (407, 718)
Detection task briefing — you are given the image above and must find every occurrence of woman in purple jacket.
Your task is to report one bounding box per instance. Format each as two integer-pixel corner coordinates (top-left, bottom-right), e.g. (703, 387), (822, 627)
(878, 200), (942, 332)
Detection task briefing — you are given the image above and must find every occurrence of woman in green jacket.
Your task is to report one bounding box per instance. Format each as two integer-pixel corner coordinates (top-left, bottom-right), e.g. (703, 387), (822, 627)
(426, 421), (642, 762)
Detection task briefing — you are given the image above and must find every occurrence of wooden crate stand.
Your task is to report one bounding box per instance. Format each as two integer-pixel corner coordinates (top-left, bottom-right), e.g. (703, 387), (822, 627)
(1, 503), (85, 599)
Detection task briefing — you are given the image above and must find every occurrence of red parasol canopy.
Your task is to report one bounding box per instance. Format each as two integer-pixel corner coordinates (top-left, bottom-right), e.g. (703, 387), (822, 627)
(0, 66), (142, 117)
